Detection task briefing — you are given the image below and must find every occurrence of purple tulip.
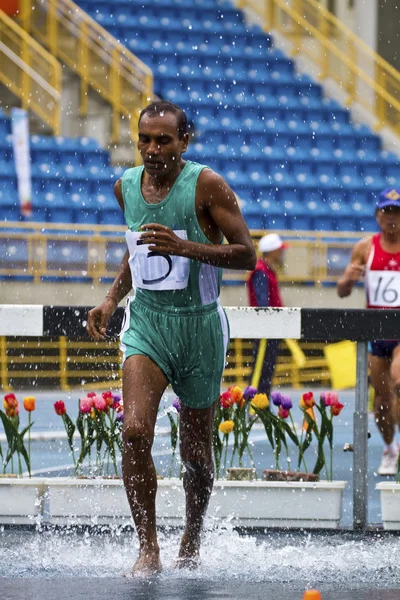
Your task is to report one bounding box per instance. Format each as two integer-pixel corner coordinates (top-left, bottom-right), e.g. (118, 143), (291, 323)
(271, 392), (283, 406)
(281, 396), (293, 410)
(112, 394), (121, 407)
(116, 411), (124, 422)
(243, 386), (257, 401)
(172, 398), (181, 413)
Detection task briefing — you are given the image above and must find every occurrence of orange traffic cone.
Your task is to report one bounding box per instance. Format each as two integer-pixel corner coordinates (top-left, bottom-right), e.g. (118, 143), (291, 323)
(303, 591), (322, 600)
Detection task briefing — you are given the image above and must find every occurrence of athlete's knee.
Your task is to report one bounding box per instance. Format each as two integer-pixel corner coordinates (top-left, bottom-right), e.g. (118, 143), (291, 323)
(122, 422), (154, 452)
(182, 459), (214, 486)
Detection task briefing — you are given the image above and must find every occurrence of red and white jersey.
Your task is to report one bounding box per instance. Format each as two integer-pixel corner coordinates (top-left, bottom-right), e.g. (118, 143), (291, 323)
(366, 234), (400, 308)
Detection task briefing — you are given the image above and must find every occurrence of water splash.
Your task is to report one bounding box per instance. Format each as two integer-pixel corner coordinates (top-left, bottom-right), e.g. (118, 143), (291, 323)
(1, 527), (399, 588)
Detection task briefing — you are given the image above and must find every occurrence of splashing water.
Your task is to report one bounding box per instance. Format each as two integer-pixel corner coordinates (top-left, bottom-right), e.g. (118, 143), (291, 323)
(1, 527), (399, 589)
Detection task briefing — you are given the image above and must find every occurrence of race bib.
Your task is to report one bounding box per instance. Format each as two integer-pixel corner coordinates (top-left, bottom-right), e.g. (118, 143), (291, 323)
(367, 270), (400, 307)
(125, 230), (190, 291)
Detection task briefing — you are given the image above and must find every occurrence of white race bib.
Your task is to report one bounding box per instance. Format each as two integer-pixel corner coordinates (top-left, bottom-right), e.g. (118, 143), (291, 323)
(367, 270), (400, 307)
(126, 230), (190, 291)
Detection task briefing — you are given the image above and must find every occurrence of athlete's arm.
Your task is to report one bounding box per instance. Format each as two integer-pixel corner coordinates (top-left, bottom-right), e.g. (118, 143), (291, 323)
(86, 179), (132, 340)
(140, 170), (257, 270)
(337, 238), (370, 298)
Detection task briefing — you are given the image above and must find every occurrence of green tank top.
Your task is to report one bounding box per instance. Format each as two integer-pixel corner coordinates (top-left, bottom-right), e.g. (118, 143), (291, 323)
(121, 160), (222, 309)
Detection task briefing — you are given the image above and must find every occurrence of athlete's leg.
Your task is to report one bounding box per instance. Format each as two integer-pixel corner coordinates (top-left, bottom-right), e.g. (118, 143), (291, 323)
(389, 344), (400, 430)
(177, 399), (217, 567)
(122, 354), (168, 575)
(369, 353), (395, 445)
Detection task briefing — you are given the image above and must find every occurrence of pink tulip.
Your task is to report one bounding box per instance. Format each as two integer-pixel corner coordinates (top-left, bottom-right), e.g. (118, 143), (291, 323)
(79, 396), (93, 414)
(92, 394), (107, 412)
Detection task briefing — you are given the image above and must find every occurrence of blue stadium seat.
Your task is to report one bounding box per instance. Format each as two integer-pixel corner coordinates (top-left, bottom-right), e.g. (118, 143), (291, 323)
(0, 237), (29, 274)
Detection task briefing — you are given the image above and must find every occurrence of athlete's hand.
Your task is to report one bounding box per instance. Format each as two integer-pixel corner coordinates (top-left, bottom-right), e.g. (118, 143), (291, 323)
(86, 297), (118, 341)
(346, 263), (365, 282)
(139, 223), (187, 256)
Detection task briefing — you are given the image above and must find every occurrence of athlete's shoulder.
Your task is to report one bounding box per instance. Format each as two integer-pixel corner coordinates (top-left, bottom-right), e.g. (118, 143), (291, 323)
(353, 235), (373, 263)
(122, 166), (143, 180)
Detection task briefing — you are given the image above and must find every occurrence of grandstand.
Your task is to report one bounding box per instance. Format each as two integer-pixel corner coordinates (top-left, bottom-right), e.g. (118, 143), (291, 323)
(0, 0), (399, 234)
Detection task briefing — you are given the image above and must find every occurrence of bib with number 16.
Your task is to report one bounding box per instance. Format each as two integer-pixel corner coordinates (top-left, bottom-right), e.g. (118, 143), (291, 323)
(367, 270), (400, 307)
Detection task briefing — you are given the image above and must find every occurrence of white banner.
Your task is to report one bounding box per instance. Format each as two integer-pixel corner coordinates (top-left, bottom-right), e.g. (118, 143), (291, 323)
(11, 107), (32, 217)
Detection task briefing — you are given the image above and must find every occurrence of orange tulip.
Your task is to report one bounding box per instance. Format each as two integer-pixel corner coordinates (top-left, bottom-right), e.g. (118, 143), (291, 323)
(23, 396), (36, 412)
(229, 385), (244, 406)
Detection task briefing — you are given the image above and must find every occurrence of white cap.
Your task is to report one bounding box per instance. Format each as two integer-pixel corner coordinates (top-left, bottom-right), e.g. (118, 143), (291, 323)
(258, 233), (288, 253)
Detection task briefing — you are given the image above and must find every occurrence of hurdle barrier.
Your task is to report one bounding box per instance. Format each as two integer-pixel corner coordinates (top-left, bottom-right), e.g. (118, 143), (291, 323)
(1, 303), (400, 530)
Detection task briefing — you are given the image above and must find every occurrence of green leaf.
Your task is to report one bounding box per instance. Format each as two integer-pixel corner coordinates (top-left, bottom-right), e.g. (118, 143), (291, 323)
(313, 451), (326, 475)
(63, 414), (76, 449)
(167, 412), (178, 451)
(280, 420), (300, 447)
(0, 410), (18, 450)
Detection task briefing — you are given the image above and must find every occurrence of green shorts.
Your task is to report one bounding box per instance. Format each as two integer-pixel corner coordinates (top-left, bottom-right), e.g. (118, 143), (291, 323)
(120, 296), (230, 409)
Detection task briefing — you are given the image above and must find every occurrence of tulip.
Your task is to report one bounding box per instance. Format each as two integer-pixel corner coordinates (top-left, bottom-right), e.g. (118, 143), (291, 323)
(4, 393), (18, 408)
(251, 393), (269, 410)
(281, 396), (293, 410)
(229, 385), (244, 405)
(102, 391), (114, 408)
(331, 401), (344, 417)
(172, 398), (181, 413)
(92, 395), (108, 412)
(300, 391), (315, 409)
(278, 406), (290, 419)
(321, 391), (339, 407)
(3, 393), (19, 417)
(23, 396), (36, 412)
(220, 391), (234, 409)
(243, 386), (257, 401)
(54, 400), (66, 415)
(112, 394), (121, 407)
(219, 420), (234, 434)
(79, 396), (93, 414)
(87, 392), (96, 398)
(271, 392), (283, 406)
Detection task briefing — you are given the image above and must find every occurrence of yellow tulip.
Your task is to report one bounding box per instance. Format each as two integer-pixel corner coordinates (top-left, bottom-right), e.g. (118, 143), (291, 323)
(219, 420), (234, 434)
(251, 393), (269, 410)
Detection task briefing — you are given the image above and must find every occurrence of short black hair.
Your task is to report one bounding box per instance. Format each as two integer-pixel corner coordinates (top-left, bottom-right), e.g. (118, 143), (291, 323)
(138, 101), (188, 139)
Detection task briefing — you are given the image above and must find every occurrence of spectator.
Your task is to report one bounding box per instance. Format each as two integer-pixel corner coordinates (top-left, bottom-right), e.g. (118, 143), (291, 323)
(247, 233), (288, 397)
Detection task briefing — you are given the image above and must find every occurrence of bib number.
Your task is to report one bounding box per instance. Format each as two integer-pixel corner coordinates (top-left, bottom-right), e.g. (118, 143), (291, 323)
(126, 230), (190, 291)
(367, 270), (400, 307)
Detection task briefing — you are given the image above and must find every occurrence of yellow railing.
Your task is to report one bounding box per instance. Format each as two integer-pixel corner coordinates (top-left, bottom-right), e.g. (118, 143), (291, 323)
(239, 0), (400, 133)
(0, 221), (365, 285)
(18, 0), (154, 153)
(0, 336), (330, 391)
(0, 9), (61, 133)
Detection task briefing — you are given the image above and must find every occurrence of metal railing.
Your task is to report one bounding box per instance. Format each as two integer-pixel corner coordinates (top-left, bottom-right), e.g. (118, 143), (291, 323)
(239, 0), (400, 133)
(0, 9), (61, 133)
(18, 0), (154, 154)
(0, 221), (366, 285)
(0, 335), (330, 392)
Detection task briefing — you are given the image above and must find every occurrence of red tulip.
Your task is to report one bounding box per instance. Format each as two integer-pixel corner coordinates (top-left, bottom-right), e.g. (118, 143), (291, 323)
(54, 400), (66, 415)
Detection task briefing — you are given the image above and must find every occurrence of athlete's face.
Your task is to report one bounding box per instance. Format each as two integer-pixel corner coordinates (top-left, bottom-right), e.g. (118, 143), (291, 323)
(138, 112), (189, 178)
(376, 206), (400, 234)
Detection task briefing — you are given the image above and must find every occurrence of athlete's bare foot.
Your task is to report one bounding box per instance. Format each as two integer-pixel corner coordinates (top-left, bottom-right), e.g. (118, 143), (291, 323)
(176, 532), (200, 569)
(128, 550), (162, 577)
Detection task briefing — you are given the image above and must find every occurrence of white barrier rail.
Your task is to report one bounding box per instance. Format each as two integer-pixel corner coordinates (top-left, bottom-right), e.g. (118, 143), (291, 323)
(2, 304), (400, 530)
